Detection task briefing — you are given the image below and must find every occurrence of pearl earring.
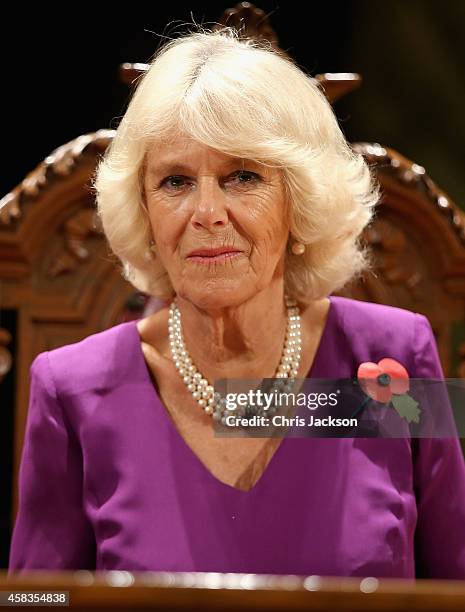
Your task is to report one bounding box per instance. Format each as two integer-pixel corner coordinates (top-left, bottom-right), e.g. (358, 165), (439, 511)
(291, 241), (306, 255)
(148, 239), (157, 257)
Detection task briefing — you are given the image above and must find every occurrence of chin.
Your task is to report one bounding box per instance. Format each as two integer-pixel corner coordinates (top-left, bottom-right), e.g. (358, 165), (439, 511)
(178, 283), (252, 310)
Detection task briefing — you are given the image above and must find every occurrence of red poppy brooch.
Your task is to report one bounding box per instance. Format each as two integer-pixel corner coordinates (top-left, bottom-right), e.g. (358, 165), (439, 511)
(356, 358), (421, 424)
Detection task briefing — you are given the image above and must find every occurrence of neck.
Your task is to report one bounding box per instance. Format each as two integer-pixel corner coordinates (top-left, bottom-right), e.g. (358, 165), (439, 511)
(175, 283), (292, 382)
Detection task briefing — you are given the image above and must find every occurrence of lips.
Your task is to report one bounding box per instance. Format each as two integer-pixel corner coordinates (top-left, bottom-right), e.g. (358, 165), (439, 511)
(187, 247), (242, 258)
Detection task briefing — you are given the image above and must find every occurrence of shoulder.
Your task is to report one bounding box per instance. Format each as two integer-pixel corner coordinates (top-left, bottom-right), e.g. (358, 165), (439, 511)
(331, 294), (419, 331)
(330, 295), (436, 375)
(31, 320), (140, 396)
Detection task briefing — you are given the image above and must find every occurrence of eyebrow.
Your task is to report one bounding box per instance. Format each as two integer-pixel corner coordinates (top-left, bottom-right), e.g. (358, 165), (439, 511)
(147, 158), (259, 177)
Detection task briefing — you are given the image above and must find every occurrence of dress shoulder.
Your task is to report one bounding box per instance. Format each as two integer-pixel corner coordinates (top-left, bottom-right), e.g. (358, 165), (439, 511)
(332, 295), (417, 330)
(33, 320), (139, 397)
(329, 295), (437, 380)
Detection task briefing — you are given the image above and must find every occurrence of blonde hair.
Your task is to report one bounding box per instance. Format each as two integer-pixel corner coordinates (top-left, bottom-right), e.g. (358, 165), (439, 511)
(94, 26), (379, 303)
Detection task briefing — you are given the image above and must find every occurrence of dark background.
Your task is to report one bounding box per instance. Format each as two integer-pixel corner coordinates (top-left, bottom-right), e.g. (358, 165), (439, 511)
(1, 0), (464, 568)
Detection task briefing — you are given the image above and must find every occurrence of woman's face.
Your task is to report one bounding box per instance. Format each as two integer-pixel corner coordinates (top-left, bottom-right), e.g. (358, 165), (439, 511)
(143, 135), (290, 308)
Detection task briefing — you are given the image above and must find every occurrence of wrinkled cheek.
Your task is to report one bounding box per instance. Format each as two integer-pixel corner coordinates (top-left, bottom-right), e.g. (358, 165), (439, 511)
(153, 241), (177, 275)
(245, 244), (269, 276)
(253, 232), (284, 262)
(151, 223), (176, 254)
(262, 219), (289, 252)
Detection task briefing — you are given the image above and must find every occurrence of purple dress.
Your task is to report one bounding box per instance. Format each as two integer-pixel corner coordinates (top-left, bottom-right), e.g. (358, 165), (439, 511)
(8, 295), (465, 578)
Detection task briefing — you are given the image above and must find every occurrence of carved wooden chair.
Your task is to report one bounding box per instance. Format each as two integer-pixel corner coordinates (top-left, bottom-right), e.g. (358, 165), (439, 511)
(2, 2), (465, 523)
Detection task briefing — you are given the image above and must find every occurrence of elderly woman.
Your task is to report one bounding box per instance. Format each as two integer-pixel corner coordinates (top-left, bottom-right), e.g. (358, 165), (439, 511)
(9, 28), (465, 578)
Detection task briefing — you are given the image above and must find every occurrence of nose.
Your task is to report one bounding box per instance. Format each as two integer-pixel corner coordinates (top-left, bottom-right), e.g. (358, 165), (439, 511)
(190, 176), (229, 231)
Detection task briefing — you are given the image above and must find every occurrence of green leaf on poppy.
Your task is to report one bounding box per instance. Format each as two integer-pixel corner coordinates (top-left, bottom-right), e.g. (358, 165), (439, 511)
(391, 394), (421, 424)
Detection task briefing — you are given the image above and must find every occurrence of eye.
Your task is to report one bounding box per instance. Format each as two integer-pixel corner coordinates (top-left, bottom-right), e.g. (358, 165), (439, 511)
(159, 175), (190, 190)
(227, 170), (261, 185)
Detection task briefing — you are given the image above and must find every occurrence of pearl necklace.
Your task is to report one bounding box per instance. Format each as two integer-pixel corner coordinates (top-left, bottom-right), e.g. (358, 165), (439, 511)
(168, 295), (302, 422)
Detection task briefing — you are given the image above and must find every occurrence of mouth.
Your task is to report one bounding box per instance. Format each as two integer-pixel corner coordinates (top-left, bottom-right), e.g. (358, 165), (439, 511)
(186, 247), (243, 264)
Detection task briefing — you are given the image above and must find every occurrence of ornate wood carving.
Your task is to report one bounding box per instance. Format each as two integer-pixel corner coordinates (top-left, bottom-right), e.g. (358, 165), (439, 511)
(0, 130), (113, 228)
(362, 220), (425, 299)
(47, 209), (103, 277)
(352, 143), (465, 247)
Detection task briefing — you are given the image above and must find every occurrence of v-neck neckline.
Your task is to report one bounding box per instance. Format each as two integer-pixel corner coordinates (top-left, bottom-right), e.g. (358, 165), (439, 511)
(131, 294), (337, 495)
